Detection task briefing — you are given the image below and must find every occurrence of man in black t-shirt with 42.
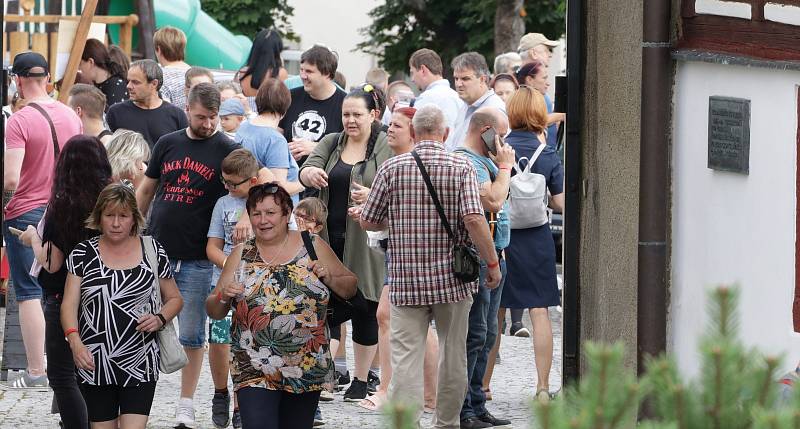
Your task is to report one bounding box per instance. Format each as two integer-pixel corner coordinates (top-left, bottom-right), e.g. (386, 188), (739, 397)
(280, 45), (347, 165)
(136, 82), (270, 429)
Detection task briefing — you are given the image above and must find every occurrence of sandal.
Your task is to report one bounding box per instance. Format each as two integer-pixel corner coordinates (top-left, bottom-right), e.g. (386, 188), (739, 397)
(358, 392), (387, 411)
(482, 387), (492, 401)
(423, 405), (436, 414)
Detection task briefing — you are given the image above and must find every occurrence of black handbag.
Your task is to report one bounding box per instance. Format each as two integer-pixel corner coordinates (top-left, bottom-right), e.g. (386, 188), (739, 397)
(411, 151), (480, 283)
(300, 231), (369, 326)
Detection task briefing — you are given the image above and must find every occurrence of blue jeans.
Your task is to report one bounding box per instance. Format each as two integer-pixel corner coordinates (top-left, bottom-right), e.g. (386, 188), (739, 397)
(3, 206), (46, 300)
(461, 257), (507, 420)
(170, 259), (213, 348)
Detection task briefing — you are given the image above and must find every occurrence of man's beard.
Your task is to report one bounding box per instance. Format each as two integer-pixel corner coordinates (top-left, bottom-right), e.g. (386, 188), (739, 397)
(190, 125), (215, 138)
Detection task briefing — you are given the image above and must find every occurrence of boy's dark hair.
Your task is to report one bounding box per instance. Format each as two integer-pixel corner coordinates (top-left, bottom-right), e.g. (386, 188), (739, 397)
(187, 82), (221, 112)
(295, 197), (328, 224)
(221, 149), (260, 178)
(300, 46), (338, 80)
(255, 78), (291, 116)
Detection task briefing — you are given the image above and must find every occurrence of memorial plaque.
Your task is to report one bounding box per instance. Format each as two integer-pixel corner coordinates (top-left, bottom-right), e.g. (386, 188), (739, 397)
(708, 96), (750, 174)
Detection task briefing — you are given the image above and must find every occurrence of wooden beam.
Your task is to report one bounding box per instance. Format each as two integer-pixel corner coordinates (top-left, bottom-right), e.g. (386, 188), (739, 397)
(4, 14), (138, 25)
(58, 0), (99, 103)
(678, 14), (800, 62)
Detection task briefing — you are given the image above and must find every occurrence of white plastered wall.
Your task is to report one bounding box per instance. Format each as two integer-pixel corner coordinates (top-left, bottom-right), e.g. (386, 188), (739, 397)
(671, 60), (800, 378)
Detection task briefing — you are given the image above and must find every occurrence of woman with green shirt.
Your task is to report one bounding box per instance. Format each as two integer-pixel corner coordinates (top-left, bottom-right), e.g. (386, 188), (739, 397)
(299, 84), (392, 401)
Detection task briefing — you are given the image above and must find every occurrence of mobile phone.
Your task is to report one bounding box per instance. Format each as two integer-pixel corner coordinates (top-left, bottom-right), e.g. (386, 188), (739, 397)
(481, 128), (498, 155)
(7, 227), (24, 237)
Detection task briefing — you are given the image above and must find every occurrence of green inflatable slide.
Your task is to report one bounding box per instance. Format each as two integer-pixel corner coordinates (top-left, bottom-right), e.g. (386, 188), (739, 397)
(108, 0), (252, 70)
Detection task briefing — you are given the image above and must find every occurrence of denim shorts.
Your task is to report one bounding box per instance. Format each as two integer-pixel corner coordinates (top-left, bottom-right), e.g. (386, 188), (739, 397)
(3, 207), (46, 301)
(208, 270), (231, 344)
(170, 259), (214, 348)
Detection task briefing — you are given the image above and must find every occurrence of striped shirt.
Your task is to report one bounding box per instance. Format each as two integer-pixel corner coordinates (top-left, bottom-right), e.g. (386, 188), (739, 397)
(361, 141), (483, 306)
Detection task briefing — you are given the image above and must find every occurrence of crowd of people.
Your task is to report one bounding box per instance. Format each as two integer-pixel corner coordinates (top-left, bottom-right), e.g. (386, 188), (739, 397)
(2, 24), (565, 429)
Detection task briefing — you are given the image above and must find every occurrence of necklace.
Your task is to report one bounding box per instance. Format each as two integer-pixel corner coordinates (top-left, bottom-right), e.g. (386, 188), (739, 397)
(258, 233), (290, 266)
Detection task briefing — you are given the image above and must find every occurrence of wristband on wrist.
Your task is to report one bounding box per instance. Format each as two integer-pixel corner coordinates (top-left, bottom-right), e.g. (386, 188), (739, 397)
(487, 260), (500, 269)
(155, 313), (167, 330)
(222, 257), (228, 268)
(217, 290), (227, 304)
(64, 328), (78, 338)
(499, 166), (512, 171)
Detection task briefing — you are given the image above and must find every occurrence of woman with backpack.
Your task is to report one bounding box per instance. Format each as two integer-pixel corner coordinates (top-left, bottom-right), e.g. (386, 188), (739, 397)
(498, 85), (564, 402)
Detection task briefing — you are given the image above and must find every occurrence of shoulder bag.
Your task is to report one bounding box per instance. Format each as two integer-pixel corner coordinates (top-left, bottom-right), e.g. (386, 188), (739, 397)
(27, 102), (60, 159)
(411, 150), (480, 283)
(300, 231), (369, 326)
(142, 236), (188, 374)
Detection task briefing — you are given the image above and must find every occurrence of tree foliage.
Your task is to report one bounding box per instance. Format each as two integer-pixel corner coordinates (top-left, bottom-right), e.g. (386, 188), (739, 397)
(358, 0), (566, 76)
(200, 0), (296, 41)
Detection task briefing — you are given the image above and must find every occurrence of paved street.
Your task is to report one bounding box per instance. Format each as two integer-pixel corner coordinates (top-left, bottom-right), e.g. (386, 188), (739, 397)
(0, 306), (561, 428)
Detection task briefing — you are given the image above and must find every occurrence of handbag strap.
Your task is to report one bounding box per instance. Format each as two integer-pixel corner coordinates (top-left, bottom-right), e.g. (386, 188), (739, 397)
(411, 150), (454, 240)
(26, 102), (60, 160)
(142, 236), (163, 309)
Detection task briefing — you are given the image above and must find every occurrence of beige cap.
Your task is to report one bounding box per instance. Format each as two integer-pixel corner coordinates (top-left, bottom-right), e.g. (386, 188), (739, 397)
(517, 33), (559, 52)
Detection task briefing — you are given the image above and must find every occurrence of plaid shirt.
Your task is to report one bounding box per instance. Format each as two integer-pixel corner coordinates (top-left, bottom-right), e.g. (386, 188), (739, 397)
(361, 141), (483, 306)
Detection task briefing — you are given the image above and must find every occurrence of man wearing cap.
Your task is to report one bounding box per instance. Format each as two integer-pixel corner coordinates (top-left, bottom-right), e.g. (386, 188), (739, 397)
(518, 33), (559, 66)
(3, 52), (83, 388)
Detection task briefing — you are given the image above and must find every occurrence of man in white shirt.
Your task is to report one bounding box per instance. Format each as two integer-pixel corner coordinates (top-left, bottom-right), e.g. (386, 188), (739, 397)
(445, 52), (507, 152)
(409, 48), (463, 132)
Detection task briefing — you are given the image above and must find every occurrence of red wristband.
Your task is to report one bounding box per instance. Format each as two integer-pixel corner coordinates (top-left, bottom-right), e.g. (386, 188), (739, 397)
(499, 166), (511, 171)
(487, 260), (500, 269)
(64, 328), (78, 338)
(217, 290), (227, 303)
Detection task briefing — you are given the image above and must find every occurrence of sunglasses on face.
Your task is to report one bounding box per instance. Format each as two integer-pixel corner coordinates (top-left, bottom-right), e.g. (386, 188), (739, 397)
(220, 176), (250, 189)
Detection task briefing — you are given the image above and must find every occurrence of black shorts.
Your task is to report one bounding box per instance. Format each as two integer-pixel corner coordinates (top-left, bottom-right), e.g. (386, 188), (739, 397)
(80, 382), (157, 422)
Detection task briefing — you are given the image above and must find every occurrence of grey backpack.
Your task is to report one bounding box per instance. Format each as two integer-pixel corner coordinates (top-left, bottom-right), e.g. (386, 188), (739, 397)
(508, 143), (549, 229)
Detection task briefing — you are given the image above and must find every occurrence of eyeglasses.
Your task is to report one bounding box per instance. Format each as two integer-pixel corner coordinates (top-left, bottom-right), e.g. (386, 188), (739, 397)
(247, 182), (281, 197)
(220, 176), (250, 189)
(294, 213), (318, 225)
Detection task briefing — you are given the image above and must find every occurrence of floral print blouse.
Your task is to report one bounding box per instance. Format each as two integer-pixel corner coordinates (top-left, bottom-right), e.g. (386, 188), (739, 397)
(230, 238), (334, 394)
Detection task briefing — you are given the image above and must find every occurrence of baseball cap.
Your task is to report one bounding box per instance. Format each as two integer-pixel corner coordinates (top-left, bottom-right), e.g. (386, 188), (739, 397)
(517, 33), (559, 52)
(11, 51), (49, 77)
(219, 98), (245, 117)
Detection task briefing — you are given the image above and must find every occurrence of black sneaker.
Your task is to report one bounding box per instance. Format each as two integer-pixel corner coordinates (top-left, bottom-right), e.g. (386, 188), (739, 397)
(211, 392), (231, 428)
(509, 322), (530, 337)
(335, 369), (351, 391)
(366, 370), (380, 393)
(343, 378), (368, 402)
(460, 416), (493, 429)
(477, 411), (512, 427)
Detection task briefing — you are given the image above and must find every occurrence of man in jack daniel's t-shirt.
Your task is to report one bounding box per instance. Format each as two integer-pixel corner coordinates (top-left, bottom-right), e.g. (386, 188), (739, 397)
(136, 82), (241, 428)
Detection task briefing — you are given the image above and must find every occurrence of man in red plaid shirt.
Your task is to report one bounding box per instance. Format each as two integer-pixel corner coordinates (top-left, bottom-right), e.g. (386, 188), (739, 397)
(359, 104), (501, 428)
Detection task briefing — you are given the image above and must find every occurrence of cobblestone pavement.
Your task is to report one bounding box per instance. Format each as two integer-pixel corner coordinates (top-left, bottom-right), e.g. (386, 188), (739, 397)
(0, 307), (562, 428)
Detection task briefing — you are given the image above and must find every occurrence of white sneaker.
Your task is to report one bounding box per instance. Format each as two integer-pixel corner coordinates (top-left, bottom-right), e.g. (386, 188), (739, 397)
(175, 398), (196, 428)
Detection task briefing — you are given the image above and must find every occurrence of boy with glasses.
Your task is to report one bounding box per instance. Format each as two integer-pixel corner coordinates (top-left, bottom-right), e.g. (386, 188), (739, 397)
(205, 149), (261, 429)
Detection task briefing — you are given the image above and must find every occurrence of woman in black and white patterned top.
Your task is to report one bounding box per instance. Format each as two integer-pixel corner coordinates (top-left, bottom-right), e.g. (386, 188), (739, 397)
(61, 183), (183, 426)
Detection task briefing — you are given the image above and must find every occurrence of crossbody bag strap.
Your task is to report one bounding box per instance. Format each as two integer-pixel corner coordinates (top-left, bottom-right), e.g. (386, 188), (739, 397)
(411, 150), (455, 240)
(142, 236), (163, 309)
(26, 103), (60, 160)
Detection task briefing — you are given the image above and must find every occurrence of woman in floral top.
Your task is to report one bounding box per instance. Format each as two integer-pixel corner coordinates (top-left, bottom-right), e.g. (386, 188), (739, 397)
(207, 183), (356, 428)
